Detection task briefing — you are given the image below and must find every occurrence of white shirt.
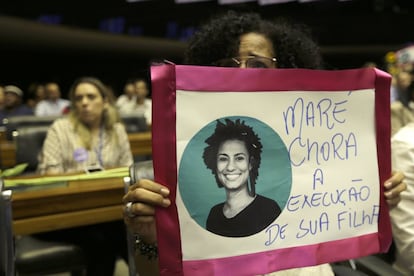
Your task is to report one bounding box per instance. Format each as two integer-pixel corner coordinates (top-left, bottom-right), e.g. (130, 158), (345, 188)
(390, 122), (414, 275)
(118, 98), (152, 125)
(35, 99), (70, 116)
(116, 94), (136, 110)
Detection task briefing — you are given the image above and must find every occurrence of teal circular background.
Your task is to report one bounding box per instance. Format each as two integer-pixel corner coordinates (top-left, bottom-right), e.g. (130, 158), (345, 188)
(178, 116), (292, 229)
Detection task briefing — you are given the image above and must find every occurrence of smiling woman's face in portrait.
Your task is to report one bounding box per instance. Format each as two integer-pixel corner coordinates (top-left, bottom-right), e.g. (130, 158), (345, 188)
(216, 139), (252, 190)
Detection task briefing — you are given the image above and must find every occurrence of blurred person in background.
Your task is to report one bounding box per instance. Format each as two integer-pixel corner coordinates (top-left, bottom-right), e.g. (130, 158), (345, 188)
(391, 82), (414, 136)
(36, 76), (133, 275)
(35, 81), (70, 116)
(118, 78), (152, 126)
(0, 85), (33, 124)
(387, 46), (414, 105)
(116, 79), (136, 111)
(134, 78), (152, 126)
(26, 82), (46, 110)
(391, 117), (414, 275)
(387, 46), (414, 136)
(38, 77), (133, 173)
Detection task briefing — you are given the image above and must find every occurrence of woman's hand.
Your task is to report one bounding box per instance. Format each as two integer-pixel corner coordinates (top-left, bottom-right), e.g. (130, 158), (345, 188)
(384, 171), (406, 207)
(122, 179), (171, 244)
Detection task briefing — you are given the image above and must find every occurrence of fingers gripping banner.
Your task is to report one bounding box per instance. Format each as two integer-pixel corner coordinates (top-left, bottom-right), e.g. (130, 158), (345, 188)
(150, 64), (392, 276)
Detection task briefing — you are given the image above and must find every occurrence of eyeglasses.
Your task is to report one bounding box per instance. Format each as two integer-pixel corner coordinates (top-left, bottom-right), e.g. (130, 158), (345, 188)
(213, 56), (277, 69)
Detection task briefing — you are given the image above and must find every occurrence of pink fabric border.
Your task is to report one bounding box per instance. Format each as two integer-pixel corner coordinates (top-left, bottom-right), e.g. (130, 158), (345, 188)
(183, 233), (380, 276)
(151, 64), (184, 275)
(373, 68), (393, 252)
(175, 66), (375, 92)
(151, 65), (392, 275)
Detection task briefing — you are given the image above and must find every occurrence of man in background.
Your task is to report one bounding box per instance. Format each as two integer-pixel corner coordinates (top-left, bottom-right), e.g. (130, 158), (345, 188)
(35, 82), (70, 116)
(117, 78), (152, 126)
(0, 85), (33, 124)
(116, 79), (136, 111)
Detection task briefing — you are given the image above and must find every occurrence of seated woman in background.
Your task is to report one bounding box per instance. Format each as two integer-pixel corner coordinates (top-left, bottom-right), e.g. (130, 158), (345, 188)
(36, 76), (133, 276)
(38, 76), (133, 174)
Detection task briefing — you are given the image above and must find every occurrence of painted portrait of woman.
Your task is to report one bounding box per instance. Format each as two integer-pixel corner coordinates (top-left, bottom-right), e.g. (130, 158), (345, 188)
(203, 118), (281, 237)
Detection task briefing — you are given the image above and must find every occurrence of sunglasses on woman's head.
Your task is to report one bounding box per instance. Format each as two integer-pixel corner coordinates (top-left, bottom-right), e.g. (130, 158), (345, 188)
(213, 56), (277, 68)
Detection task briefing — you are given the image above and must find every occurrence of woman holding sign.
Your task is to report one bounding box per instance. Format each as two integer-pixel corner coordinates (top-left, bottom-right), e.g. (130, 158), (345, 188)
(123, 10), (406, 276)
(203, 118), (281, 237)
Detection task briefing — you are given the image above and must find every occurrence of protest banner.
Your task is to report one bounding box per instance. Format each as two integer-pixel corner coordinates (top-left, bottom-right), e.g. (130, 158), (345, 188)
(150, 64), (392, 275)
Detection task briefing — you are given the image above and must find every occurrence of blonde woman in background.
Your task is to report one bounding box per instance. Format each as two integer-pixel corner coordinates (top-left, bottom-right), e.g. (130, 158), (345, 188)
(36, 76), (133, 276)
(38, 76), (133, 174)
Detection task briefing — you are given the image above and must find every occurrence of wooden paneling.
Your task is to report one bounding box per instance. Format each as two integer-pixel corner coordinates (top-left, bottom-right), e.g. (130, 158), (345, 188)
(11, 177), (126, 235)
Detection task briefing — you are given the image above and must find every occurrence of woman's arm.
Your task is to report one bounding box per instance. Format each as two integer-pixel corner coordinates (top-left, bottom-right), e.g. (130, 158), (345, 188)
(123, 179), (170, 276)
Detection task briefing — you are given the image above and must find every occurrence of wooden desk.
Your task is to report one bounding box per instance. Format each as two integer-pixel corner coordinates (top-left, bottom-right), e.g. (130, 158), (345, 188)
(11, 177), (126, 235)
(0, 141), (16, 168)
(128, 131), (152, 156)
(0, 131), (152, 169)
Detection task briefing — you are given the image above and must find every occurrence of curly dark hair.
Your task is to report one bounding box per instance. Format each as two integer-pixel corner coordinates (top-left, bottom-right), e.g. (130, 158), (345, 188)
(203, 118), (263, 194)
(184, 10), (323, 69)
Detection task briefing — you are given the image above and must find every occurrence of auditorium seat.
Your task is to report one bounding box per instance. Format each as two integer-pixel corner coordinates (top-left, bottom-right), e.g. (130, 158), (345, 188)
(1, 179), (87, 276)
(13, 125), (50, 173)
(2, 115), (60, 141)
(120, 115), (149, 133)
